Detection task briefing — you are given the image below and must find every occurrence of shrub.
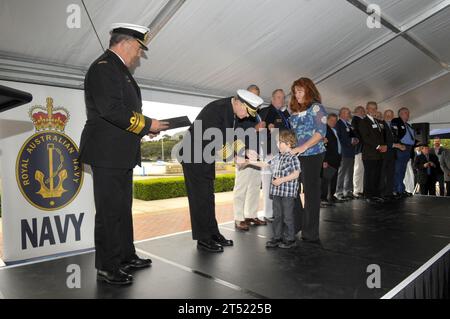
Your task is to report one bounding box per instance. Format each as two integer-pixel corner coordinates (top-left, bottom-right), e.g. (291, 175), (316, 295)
(133, 174), (235, 201)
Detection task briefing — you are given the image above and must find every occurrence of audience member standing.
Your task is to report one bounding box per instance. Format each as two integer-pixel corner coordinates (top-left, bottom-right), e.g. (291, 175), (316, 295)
(380, 110), (406, 199)
(414, 145), (440, 195)
(321, 114), (342, 207)
(289, 78), (327, 244)
(439, 148), (450, 196)
(234, 85), (267, 231)
(430, 138), (446, 196)
(352, 106), (366, 197)
(335, 107), (358, 200)
(358, 102), (387, 204)
(392, 107), (416, 197)
(259, 89), (291, 222)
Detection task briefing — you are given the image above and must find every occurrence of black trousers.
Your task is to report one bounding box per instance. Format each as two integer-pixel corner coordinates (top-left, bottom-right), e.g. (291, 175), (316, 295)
(182, 163), (220, 240)
(272, 196), (296, 242)
(321, 169), (338, 201)
(92, 166), (136, 272)
(446, 182), (450, 196)
(299, 153), (325, 241)
(419, 177), (436, 195)
(363, 159), (383, 198)
(380, 154), (396, 197)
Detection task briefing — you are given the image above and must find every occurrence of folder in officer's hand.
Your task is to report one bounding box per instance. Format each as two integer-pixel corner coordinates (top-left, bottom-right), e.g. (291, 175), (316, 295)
(161, 116), (192, 130)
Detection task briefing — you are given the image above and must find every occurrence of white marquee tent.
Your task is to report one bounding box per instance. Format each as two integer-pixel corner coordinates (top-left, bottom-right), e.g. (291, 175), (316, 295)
(0, 0), (449, 127)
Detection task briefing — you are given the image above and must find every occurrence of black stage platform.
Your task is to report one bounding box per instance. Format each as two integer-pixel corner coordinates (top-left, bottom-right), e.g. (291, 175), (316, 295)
(0, 196), (449, 299)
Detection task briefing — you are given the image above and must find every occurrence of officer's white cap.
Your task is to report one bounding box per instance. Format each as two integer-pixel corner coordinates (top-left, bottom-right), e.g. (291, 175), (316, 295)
(236, 89), (264, 110)
(110, 23), (151, 50)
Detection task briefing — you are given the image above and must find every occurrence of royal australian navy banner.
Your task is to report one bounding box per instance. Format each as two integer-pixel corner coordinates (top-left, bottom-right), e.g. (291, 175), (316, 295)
(0, 80), (95, 262)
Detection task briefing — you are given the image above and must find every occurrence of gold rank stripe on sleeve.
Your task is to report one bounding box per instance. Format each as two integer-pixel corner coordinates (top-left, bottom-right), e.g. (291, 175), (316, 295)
(219, 140), (246, 160)
(127, 112), (146, 134)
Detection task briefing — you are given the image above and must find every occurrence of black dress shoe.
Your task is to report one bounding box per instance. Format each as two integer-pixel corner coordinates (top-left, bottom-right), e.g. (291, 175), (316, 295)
(344, 194), (356, 200)
(121, 257), (152, 271)
(97, 270), (133, 286)
(372, 197), (386, 203)
(212, 234), (234, 247)
(119, 269), (133, 280)
(331, 196), (346, 203)
(197, 239), (224, 253)
(402, 192), (413, 198)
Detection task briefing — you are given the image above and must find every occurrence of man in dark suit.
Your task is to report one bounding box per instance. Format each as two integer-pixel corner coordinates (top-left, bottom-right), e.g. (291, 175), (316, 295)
(335, 107), (358, 200)
(260, 89), (292, 222)
(79, 24), (169, 285)
(414, 144), (440, 195)
(380, 110), (406, 199)
(358, 102), (387, 204)
(180, 90), (263, 253)
(351, 106), (366, 197)
(321, 114), (342, 207)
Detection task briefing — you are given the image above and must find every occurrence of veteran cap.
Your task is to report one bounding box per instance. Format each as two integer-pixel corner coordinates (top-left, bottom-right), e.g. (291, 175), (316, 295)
(236, 89), (264, 117)
(110, 23), (150, 51)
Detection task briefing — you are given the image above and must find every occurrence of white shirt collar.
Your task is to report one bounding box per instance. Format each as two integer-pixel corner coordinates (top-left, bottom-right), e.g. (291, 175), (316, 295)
(109, 49), (126, 65)
(367, 114), (376, 122)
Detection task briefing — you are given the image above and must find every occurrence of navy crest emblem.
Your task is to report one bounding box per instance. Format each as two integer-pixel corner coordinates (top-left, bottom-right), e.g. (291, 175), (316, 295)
(16, 97), (83, 211)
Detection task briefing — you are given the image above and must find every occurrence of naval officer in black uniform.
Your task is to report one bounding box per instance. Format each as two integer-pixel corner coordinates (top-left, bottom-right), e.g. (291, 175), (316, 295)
(79, 23), (169, 285)
(180, 90), (264, 253)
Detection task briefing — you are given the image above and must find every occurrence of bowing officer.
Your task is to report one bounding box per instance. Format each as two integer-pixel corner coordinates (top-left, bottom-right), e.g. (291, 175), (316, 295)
(180, 90), (264, 253)
(79, 23), (169, 285)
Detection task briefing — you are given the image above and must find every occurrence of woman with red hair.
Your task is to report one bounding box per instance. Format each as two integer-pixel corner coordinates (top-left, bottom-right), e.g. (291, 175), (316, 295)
(289, 77), (328, 244)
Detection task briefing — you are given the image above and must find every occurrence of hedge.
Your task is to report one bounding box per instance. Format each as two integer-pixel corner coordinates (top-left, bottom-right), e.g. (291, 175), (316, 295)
(134, 174), (235, 201)
(0, 175), (235, 212)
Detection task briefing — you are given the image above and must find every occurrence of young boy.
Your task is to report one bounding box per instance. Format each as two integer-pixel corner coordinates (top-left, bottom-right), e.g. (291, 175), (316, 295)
(249, 130), (301, 249)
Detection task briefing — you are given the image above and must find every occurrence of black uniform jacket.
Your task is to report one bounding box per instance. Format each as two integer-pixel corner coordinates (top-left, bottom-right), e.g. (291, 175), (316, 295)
(180, 97), (235, 179)
(79, 50), (152, 169)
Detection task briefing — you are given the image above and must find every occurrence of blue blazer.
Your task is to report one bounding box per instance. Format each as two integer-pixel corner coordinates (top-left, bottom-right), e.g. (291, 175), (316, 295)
(336, 119), (356, 158)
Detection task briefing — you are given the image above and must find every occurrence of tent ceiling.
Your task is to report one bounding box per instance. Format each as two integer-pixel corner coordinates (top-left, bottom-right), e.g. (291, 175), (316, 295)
(318, 37), (444, 109)
(368, 0), (446, 26)
(0, 0), (449, 120)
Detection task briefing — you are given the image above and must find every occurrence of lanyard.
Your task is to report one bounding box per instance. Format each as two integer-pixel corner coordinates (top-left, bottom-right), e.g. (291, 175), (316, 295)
(277, 109), (290, 129)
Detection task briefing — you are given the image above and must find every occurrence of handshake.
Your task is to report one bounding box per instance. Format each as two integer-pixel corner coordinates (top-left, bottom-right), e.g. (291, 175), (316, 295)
(147, 119), (170, 139)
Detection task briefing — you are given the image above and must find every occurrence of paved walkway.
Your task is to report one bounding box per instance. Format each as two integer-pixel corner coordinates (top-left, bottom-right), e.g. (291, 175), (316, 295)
(0, 192), (264, 260)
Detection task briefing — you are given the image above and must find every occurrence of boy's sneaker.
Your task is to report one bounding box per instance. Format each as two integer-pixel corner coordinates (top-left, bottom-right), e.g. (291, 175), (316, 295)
(266, 239), (282, 248)
(279, 240), (297, 249)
